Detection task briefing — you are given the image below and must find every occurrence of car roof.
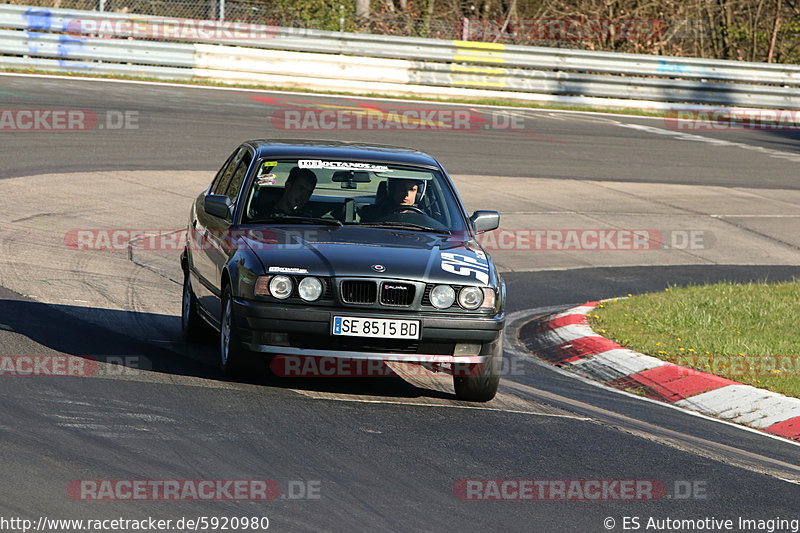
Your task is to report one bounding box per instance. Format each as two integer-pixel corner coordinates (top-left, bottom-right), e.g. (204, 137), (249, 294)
(245, 139), (442, 169)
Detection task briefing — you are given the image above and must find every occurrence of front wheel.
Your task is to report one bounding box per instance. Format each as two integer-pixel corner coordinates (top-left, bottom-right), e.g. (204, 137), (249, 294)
(453, 333), (502, 402)
(181, 268), (208, 342)
(220, 285), (250, 378)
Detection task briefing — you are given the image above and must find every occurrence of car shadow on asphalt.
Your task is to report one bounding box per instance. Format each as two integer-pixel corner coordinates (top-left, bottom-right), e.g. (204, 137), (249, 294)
(0, 296), (456, 401)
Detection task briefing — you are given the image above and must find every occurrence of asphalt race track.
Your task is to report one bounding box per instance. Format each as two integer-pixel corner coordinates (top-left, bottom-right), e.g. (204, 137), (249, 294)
(0, 74), (798, 532)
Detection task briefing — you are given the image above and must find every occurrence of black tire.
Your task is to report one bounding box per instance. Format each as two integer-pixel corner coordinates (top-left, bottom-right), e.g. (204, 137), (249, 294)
(453, 333), (502, 402)
(181, 268), (207, 343)
(219, 285), (252, 378)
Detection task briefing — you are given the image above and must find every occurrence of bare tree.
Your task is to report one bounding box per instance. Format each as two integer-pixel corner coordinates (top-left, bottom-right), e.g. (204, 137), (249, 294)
(767, 0), (782, 61)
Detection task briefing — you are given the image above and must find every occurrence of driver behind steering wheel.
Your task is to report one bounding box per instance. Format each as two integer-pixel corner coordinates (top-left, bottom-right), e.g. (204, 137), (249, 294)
(361, 178), (424, 222)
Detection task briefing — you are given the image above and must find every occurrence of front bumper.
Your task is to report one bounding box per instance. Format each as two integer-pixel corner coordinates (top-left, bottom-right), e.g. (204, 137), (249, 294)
(233, 298), (504, 363)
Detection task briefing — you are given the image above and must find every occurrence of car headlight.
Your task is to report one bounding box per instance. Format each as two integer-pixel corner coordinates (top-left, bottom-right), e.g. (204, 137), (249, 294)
(458, 286), (484, 310)
(298, 277), (323, 302)
(268, 275), (293, 299)
(430, 284), (456, 309)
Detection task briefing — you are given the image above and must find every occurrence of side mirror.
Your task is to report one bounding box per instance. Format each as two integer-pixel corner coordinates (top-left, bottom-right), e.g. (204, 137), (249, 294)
(204, 194), (232, 220)
(470, 210), (500, 232)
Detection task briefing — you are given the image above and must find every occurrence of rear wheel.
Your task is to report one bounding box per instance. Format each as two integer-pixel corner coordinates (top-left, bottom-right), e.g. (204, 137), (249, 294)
(453, 332), (502, 402)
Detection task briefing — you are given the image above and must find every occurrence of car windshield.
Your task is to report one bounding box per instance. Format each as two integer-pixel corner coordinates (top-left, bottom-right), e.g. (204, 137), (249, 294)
(241, 158), (467, 233)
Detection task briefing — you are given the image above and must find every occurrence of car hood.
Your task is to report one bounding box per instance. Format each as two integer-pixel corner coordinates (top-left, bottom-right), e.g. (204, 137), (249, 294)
(239, 226), (496, 287)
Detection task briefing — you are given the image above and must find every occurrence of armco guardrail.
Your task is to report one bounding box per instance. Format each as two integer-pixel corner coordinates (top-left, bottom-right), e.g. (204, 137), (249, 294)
(2, 3), (800, 110)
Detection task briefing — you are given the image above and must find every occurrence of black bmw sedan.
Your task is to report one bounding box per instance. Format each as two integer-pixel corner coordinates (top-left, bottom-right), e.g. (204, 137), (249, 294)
(181, 140), (505, 401)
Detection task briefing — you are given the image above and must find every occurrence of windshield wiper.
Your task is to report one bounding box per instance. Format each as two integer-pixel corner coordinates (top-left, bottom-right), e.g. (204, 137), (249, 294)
(357, 222), (451, 234)
(247, 216), (343, 227)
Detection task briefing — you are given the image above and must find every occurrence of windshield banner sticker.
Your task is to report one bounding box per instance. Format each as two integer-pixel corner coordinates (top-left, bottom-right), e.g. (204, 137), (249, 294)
(298, 160), (392, 172)
(440, 252), (489, 285)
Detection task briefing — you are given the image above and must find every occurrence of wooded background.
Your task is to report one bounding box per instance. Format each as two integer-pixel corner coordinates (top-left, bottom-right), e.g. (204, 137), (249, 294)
(14, 0), (800, 63)
(269, 0), (800, 63)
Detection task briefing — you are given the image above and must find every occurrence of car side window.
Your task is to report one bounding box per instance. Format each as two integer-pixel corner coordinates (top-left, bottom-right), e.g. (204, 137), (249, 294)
(224, 151), (253, 202)
(209, 149), (237, 193)
(212, 148), (245, 195)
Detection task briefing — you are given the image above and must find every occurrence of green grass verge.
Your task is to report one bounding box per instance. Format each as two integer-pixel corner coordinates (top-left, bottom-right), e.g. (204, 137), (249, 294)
(587, 280), (800, 399)
(0, 67), (670, 118)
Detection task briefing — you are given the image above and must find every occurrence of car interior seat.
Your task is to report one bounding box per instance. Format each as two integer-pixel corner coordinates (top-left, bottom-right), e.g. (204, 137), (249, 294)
(247, 186), (284, 220)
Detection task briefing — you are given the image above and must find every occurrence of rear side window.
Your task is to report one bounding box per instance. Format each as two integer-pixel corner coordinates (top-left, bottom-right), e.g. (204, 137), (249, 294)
(212, 148), (245, 195)
(224, 151), (253, 202)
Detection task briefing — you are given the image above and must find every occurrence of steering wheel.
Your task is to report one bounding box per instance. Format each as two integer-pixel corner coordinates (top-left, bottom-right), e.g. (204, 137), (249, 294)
(389, 205), (427, 215)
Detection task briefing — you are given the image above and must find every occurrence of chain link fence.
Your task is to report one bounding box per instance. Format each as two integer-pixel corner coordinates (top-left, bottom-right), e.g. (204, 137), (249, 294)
(3, 0), (686, 46)
(3, 0), (689, 44)
(6, 0), (798, 60)
(6, 0), (461, 38)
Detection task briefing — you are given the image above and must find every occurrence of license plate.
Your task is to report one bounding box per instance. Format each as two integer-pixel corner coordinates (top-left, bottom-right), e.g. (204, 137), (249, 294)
(332, 316), (420, 340)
